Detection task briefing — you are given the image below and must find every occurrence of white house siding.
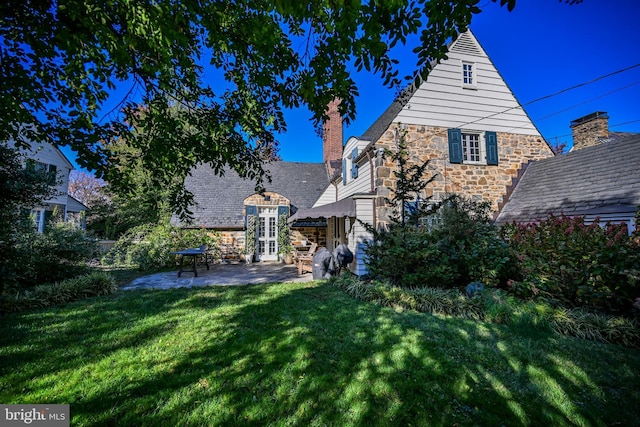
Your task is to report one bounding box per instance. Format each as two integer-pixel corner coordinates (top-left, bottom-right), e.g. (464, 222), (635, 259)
(348, 196), (375, 276)
(14, 140), (73, 206)
(395, 31), (540, 136)
(337, 137), (374, 200)
(312, 184), (337, 208)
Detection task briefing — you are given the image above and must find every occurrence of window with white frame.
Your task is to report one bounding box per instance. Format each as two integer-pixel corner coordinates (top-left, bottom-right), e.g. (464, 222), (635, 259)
(447, 128), (499, 166)
(462, 62), (476, 88)
(462, 133), (481, 162)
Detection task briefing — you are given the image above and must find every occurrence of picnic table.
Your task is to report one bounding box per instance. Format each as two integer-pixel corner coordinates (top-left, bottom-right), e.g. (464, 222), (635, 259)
(172, 246), (210, 277)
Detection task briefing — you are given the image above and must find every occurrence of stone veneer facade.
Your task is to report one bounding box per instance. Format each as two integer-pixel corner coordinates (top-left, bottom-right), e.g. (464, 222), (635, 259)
(211, 191), (329, 260)
(373, 123), (554, 228)
(570, 112), (609, 150)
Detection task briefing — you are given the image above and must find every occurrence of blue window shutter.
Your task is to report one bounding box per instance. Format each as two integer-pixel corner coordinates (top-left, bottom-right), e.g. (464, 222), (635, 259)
(351, 147), (359, 178)
(485, 131), (498, 165)
(277, 205), (289, 217)
(342, 158), (347, 185)
(448, 128), (463, 164)
(245, 205), (257, 228)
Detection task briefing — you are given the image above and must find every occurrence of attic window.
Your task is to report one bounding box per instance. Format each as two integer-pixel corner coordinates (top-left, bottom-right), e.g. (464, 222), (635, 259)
(462, 62), (476, 89)
(264, 195), (271, 202)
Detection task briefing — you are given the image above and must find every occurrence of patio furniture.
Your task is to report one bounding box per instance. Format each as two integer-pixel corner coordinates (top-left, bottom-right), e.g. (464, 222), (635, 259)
(172, 245), (211, 277)
(296, 243), (318, 276)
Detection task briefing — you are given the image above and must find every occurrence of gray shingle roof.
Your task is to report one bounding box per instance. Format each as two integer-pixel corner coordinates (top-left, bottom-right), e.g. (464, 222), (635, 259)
(496, 134), (640, 224)
(174, 161), (330, 228)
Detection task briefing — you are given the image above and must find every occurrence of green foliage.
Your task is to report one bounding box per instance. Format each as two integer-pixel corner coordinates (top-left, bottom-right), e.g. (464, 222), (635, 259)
(246, 215), (257, 255)
(502, 214), (640, 315)
(0, 143), (57, 294)
(1, 0), (513, 218)
(0, 272), (117, 313)
(277, 214), (293, 257)
(4, 220), (97, 294)
(103, 223), (219, 271)
(365, 195), (516, 289)
(383, 127), (439, 226)
(331, 274), (640, 348)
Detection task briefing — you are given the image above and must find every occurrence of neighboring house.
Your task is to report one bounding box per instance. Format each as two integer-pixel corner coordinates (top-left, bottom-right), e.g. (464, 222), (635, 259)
(290, 30), (555, 275)
(10, 139), (88, 232)
(496, 112), (640, 232)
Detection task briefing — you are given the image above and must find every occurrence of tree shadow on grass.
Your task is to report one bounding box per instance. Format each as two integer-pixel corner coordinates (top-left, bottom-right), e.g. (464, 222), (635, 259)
(1, 283), (639, 426)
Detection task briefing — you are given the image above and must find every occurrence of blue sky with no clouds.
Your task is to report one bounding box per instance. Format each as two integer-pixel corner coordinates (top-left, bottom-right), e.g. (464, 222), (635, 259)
(61, 0), (640, 167)
(274, 0), (640, 162)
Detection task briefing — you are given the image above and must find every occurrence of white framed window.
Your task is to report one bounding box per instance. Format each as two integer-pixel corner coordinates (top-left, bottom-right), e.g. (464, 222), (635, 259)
(462, 133), (481, 163)
(462, 62), (476, 89)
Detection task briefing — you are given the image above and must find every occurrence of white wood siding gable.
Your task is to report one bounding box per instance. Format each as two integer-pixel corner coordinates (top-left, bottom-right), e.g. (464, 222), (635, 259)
(396, 31), (541, 136)
(9, 139), (73, 206)
(337, 137), (373, 200)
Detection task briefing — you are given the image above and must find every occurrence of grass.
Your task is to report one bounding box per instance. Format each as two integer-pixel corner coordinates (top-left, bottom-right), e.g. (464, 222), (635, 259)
(1, 281), (639, 426)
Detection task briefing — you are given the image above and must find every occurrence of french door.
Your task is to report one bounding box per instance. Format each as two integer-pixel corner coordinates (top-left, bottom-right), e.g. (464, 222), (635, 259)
(257, 207), (278, 261)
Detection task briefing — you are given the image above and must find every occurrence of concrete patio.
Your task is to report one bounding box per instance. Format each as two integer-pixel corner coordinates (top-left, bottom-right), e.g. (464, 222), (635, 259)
(122, 261), (314, 291)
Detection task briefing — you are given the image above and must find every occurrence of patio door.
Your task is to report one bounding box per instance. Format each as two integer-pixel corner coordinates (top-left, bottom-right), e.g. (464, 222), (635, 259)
(257, 207), (278, 261)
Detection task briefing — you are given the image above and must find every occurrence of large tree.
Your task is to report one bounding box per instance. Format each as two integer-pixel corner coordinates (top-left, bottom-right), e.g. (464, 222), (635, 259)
(3, 0), (580, 216)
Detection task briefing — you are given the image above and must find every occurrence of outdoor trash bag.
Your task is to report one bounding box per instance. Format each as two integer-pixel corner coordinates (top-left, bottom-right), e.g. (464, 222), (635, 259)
(312, 248), (333, 280)
(334, 244), (353, 269)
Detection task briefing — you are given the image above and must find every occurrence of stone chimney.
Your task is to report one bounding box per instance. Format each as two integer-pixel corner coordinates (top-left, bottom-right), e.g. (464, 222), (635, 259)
(322, 98), (343, 177)
(570, 111), (609, 150)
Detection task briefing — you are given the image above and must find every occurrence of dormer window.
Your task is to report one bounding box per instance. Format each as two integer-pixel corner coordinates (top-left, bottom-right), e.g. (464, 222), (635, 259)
(462, 62), (476, 89)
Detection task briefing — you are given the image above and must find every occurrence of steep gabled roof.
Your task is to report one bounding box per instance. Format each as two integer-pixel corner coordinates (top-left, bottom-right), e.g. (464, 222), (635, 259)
(175, 162), (330, 228)
(496, 134), (640, 224)
(357, 30), (543, 154)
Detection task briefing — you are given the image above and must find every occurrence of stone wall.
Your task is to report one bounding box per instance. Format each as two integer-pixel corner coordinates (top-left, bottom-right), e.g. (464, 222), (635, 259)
(218, 230), (246, 261)
(374, 123), (554, 228)
(243, 192), (291, 209)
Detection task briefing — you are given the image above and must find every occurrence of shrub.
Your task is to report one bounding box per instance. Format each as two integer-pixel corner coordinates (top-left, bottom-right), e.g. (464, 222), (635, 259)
(0, 272), (117, 313)
(502, 214), (640, 315)
(331, 274), (640, 348)
(364, 194), (517, 289)
(103, 223), (219, 271)
(4, 220), (97, 294)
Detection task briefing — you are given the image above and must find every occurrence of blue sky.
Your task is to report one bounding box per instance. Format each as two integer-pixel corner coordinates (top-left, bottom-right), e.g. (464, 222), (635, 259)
(62, 0), (640, 167)
(276, 0), (640, 162)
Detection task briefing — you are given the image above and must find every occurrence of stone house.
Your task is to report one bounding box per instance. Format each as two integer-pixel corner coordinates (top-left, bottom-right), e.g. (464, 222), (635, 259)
(291, 30), (555, 275)
(496, 112), (640, 232)
(178, 30), (558, 273)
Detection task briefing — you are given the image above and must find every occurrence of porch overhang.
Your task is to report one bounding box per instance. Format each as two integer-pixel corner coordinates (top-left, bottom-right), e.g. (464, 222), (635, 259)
(288, 197), (356, 224)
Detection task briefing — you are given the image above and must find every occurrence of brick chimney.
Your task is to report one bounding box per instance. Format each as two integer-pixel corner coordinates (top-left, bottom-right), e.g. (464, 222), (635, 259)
(570, 111), (609, 150)
(322, 98), (343, 177)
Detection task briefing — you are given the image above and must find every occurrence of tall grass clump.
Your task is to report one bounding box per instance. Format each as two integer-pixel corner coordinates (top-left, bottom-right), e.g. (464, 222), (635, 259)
(0, 272), (117, 313)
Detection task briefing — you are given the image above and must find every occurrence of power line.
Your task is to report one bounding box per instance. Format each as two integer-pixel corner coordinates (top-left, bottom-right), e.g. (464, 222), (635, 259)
(546, 119), (640, 141)
(534, 80), (640, 122)
(459, 62), (640, 128)
(523, 63), (640, 106)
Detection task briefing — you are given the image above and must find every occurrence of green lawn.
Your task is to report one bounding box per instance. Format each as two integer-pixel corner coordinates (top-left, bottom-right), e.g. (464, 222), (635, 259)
(1, 281), (639, 426)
